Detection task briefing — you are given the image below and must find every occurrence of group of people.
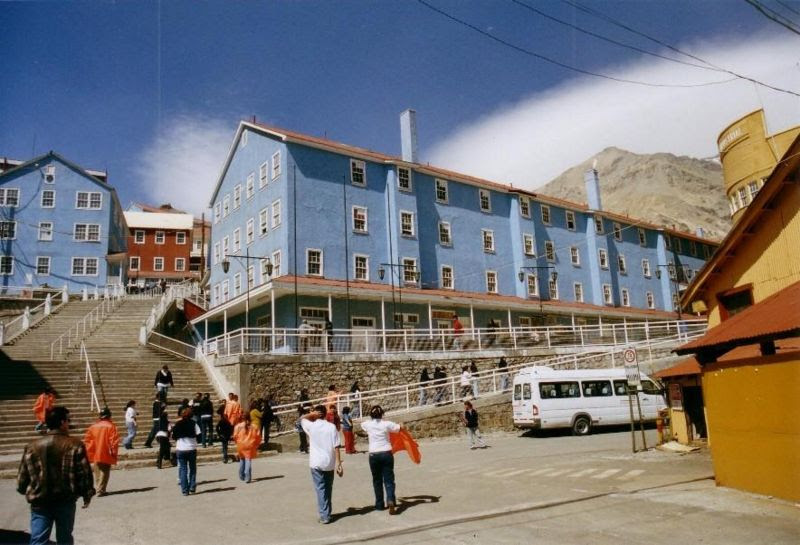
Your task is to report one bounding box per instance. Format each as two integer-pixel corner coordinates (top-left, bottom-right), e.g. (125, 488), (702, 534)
(418, 357), (512, 407)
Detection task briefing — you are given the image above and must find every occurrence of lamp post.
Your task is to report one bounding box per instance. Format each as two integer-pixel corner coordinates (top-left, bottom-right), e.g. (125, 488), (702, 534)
(656, 263), (683, 319)
(378, 262), (420, 329)
(221, 248), (273, 330)
(518, 266), (558, 324)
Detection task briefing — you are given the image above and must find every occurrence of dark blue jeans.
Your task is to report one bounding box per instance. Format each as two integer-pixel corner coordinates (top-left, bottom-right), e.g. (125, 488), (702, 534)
(200, 416), (213, 446)
(310, 468), (334, 522)
(220, 439), (229, 462)
(177, 450), (197, 494)
(368, 451), (396, 509)
(30, 501), (76, 545)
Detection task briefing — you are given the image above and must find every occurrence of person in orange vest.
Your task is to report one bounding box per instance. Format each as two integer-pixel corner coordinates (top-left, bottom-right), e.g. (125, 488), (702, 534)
(232, 412), (261, 483)
(224, 393), (242, 427)
(32, 387), (55, 433)
(83, 407), (120, 496)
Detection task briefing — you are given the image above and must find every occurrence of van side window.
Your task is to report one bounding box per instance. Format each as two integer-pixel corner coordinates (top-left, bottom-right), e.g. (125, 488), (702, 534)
(523, 383), (531, 400)
(514, 384), (522, 401)
(613, 380), (629, 396)
(539, 381), (580, 398)
(582, 380), (612, 397)
(640, 379), (661, 395)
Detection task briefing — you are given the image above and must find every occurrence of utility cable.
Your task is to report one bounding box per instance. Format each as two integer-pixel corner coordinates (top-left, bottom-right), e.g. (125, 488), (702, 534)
(744, 0), (800, 36)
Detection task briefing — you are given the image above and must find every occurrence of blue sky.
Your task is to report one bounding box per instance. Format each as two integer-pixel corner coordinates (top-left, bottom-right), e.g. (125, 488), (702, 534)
(2, 1), (799, 213)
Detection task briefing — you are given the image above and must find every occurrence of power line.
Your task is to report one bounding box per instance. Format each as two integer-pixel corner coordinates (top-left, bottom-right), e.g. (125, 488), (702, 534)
(744, 0), (800, 36)
(415, 0), (737, 89)
(560, 0), (800, 97)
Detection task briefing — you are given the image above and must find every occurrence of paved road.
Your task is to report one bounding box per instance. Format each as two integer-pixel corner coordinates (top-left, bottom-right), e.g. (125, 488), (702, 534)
(1, 429), (798, 544)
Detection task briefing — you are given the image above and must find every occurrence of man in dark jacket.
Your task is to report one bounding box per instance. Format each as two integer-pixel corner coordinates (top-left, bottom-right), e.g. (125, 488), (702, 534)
(199, 393), (214, 447)
(17, 406), (95, 545)
(143, 395), (162, 448)
(154, 365), (174, 402)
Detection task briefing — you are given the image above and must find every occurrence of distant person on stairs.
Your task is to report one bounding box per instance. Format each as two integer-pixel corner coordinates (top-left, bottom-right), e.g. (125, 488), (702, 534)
(199, 393), (214, 447)
(83, 407), (120, 496)
(143, 395), (161, 449)
(123, 401), (137, 449)
(32, 387), (55, 433)
(154, 365), (174, 403)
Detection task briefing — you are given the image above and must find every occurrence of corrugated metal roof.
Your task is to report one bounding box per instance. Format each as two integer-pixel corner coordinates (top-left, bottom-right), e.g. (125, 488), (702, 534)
(676, 279), (800, 354)
(123, 211), (194, 230)
(653, 357), (701, 378)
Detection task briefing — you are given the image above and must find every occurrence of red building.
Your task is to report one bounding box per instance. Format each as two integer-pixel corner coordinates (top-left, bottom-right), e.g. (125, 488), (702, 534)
(124, 209), (195, 286)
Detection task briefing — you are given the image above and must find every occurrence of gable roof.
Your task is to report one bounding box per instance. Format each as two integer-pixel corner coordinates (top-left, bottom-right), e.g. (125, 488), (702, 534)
(0, 151), (110, 189)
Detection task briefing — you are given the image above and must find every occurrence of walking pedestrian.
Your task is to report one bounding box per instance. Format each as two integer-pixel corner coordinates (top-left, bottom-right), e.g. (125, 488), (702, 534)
(83, 407), (119, 497)
(32, 387), (55, 433)
(461, 401), (487, 449)
(470, 361), (480, 398)
(155, 403), (171, 469)
(460, 366), (473, 399)
(349, 381), (362, 418)
(341, 406), (356, 454)
(298, 320), (314, 353)
(143, 395), (161, 449)
(176, 398), (190, 419)
(248, 399), (263, 445)
(498, 356), (510, 391)
(260, 396), (274, 450)
(301, 405), (343, 524)
(216, 410), (234, 464)
(154, 365), (174, 403)
(418, 368), (431, 406)
(296, 406), (310, 454)
(433, 367), (447, 405)
(17, 406), (95, 545)
(172, 408), (200, 495)
(123, 400), (137, 449)
(361, 405), (401, 514)
(325, 385), (339, 411)
(452, 315), (464, 349)
(233, 412), (261, 483)
(199, 393), (214, 447)
(325, 318), (334, 352)
(224, 393), (242, 426)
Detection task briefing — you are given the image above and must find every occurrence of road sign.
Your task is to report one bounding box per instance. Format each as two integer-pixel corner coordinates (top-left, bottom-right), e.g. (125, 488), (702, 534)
(623, 347), (641, 387)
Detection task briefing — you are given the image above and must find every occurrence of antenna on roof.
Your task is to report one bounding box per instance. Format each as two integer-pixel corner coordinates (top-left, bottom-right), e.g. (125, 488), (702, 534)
(252, 115), (256, 123)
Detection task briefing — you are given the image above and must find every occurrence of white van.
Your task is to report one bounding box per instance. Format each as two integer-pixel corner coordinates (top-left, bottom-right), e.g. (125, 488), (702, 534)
(512, 366), (666, 435)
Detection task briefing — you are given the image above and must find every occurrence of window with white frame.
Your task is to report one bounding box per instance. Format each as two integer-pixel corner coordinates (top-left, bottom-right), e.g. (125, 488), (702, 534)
(541, 204), (551, 224)
(213, 284), (220, 306)
(438, 222), (451, 246)
(523, 233), (535, 256)
(307, 249), (322, 276)
(41, 190), (55, 208)
(153, 257), (164, 271)
(90, 192), (102, 209)
(259, 161), (268, 188)
(72, 257), (98, 276)
(36, 256), (50, 275)
(259, 208), (268, 236)
(738, 186), (748, 207)
(573, 282), (583, 302)
(526, 274), (538, 297)
(272, 151), (281, 179)
(479, 189), (491, 212)
(214, 203), (221, 223)
(594, 216), (604, 234)
(0, 221), (16, 240)
(271, 200), (281, 228)
(482, 229), (494, 252)
(598, 248), (608, 269)
(272, 250), (281, 276)
(155, 231), (165, 244)
(618, 254), (627, 274)
(545, 240), (555, 262)
(76, 191), (102, 209)
(74, 223), (100, 242)
(352, 206), (368, 233)
(259, 258), (269, 282)
(486, 270), (498, 293)
(354, 255), (368, 281)
(213, 242), (221, 265)
(247, 265), (254, 287)
(638, 228), (646, 246)
(565, 210), (576, 231)
(602, 284), (613, 305)
(38, 222), (53, 241)
(441, 266), (453, 289)
(222, 236), (229, 256)
(621, 289), (630, 307)
(350, 159), (366, 186)
(646, 291), (655, 309)
(613, 222), (622, 241)
(129, 256), (140, 271)
(175, 258), (186, 272)
(246, 218), (254, 244)
(519, 196), (530, 218)
(397, 167), (411, 191)
(233, 273), (242, 296)
(403, 258), (418, 283)
(570, 246), (580, 265)
(233, 184), (241, 209)
(233, 229), (241, 252)
(0, 188), (20, 207)
(223, 195), (230, 217)
(400, 211), (414, 237)
(435, 179), (448, 203)
(642, 258), (651, 277)
(222, 280), (230, 302)
(176, 231), (186, 245)
(0, 256), (12, 275)
(246, 174), (255, 199)
(549, 277), (559, 300)
(748, 180), (759, 201)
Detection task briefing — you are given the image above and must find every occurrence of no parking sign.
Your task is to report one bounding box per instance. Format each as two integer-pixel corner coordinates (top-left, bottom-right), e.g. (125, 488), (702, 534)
(623, 347), (641, 388)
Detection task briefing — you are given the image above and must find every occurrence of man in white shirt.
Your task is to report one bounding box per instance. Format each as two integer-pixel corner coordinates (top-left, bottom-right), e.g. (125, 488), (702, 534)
(301, 405), (343, 524)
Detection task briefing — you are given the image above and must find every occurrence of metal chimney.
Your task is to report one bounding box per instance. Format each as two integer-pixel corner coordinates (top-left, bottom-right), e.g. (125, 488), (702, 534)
(400, 109), (418, 163)
(584, 168), (603, 211)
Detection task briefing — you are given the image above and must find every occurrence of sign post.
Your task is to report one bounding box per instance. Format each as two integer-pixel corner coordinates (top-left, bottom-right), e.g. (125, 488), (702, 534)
(623, 347), (647, 452)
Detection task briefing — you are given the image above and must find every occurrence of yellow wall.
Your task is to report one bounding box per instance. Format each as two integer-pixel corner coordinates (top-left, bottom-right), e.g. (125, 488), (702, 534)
(702, 352), (800, 502)
(702, 182), (800, 327)
(718, 110), (800, 222)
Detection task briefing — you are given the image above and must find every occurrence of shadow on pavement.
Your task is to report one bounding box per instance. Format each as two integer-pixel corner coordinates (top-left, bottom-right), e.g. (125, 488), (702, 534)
(0, 529), (31, 544)
(103, 487), (157, 496)
(331, 505), (376, 521)
(395, 495), (441, 515)
(196, 479), (226, 486)
(249, 475), (284, 483)
(194, 487), (236, 495)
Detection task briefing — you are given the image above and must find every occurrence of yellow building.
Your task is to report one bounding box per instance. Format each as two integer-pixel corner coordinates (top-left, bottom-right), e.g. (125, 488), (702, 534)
(717, 109), (800, 223)
(675, 132), (800, 502)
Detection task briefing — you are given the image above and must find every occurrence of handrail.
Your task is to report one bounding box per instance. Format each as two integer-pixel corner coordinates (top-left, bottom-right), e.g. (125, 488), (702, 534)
(2, 293), (69, 345)
(49, 297), (122, 360)
(147, 331), (197, 360)
(81, 342), (101, 414)
(143, 283), (201, 333)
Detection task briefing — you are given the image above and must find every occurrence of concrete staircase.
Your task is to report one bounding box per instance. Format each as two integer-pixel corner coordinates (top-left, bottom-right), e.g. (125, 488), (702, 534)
(0, 297), (224, 477)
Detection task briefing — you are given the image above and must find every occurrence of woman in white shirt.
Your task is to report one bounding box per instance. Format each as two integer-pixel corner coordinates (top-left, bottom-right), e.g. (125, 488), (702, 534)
(360, 405), (401, 514)
(123, 400), (137, 449)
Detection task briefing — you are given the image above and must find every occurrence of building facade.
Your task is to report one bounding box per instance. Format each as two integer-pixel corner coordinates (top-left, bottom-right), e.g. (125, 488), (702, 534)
(0, 152), (127, 292)
(124, 209), (195, 286)
(197, 116), (717, 337)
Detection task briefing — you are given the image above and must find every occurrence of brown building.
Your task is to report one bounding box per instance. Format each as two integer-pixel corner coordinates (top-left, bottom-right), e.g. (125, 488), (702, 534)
(124, 209), (196, 286)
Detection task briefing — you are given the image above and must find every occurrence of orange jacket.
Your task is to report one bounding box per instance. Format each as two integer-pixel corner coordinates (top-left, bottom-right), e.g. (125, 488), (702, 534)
(33, 393), (55, 422)
(233, 422), (261, 459)
(390, 428), (422, 464)
(225, 401), (242, 426)
(84, 419), (120, 465)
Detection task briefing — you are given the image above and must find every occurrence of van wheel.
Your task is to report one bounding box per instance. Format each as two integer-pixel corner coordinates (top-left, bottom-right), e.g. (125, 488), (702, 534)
(572, 416), (591, 436)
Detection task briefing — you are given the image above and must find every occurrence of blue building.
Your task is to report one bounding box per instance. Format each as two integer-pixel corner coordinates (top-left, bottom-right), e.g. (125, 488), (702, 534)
(196, 113), (717, 338)
(0, 152), (127, 293)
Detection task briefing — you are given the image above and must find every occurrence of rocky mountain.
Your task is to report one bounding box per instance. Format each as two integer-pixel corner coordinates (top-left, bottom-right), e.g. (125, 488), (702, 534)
(536, 147), (730, 241)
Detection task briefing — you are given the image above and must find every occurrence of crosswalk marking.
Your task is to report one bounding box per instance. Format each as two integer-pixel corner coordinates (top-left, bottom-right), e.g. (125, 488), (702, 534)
(617, 469), (645, 480)
(591, 469), (622, 479)
(567, 468), (598, 478)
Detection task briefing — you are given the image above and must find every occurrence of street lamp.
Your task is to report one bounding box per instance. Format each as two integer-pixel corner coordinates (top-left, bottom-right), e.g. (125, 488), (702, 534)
(221, 249), (273, 330)
(656, 263), (683, 319)
(379, 262), (419, 328)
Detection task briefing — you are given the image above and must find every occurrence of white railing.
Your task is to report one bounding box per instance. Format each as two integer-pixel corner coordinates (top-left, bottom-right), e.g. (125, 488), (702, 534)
(0, 285), (64, 299)
(267, 331), (703, 431)
(1, 293), (68, 345)
(147, 331), (197, 360)
(205, 319), (706, 358)
(49, 297), (123, 360)
(81, 342), (101, 414)
(143, 282), (201, 333)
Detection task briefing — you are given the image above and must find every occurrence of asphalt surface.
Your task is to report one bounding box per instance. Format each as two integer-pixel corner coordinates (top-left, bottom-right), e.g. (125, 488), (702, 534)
(1, 429), (798, 544)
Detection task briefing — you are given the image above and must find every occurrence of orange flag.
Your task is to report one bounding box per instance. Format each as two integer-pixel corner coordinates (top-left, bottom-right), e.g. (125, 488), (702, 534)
(389, 428), (421, 464)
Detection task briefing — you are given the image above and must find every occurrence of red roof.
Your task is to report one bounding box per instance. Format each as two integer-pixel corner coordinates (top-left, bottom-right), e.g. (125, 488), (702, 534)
(676, 279), (800, 355)
(653, 357), (701, 378)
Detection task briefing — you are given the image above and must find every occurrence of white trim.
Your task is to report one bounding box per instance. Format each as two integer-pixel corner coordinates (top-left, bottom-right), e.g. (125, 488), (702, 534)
(519, 196), (530, 218)
(523, 233), (535, 256)
(134, 230), (145, 244)
(271, 151), (281, 180)
(526, 273), (538, 297)
(246, 218), (255, 245)
(259, 161), (269, 188)
(0, 188), (20, 208)
(38, 222), (53, 242)
(246, 173), (255, 199)
(129, 256), (140, 271)
(400, 210), (415, 237)
(353, 253), (369, 281)
(73, 223), (101, 242)
(75, 191), (102, 210)
(271, 249), (281, 276)
(71, 257), (99, 277)
(0, 255), (14, 275)
(259, 207), (269, 236)
(638, 227), (646, 246)
(397, 166), (412, 192)
(565, 210), (576, 231)
(479, 188), (491, 213)
(153, 257), (164, 272)
(573, 282), (583, 302)
(618, 254), (627, 274)
(602, 283), (613, 305)
(155, 230), (165, 245)
(271, 199), (282, 229)
(352, 205), (368, 234)
(438, 221), (452, 246)
(621, 288), (630, 307)
(646, 291), (655, 310)
(350, 158), (366, 186)
(233, 228), (241, 252)
(485, 270), (498, 294)
(642, 258), (651, 278)
(233, 184), (242, 210)
(0, 221), (17, 240)
(306, 248), (323, 276)
(482, 229), (495, 253)
(544, 240), (555, 262)
(598, 248), (609, 269)
(613, 222), (622, 241)
(441, 265), (454, 290)
(175, 257), (186, 272)
(176, 231), (187, 245)
(35, 256), (51, 276)
(435, 178), (448, 204)
(402, 257), (419, 285)
(40, 189), (55, 208)
(540, 204), (551, 225)
(570, 246), (580, 266)
(233, 272), (242, 296)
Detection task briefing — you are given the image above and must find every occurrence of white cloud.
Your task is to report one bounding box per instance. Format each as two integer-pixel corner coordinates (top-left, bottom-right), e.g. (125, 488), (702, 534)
(136, 115), (233, 215)
(428, 33), (800, 189)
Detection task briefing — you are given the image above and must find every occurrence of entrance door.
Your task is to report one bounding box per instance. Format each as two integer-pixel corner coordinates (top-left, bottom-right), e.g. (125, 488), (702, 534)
(351, 317), (376, 353)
